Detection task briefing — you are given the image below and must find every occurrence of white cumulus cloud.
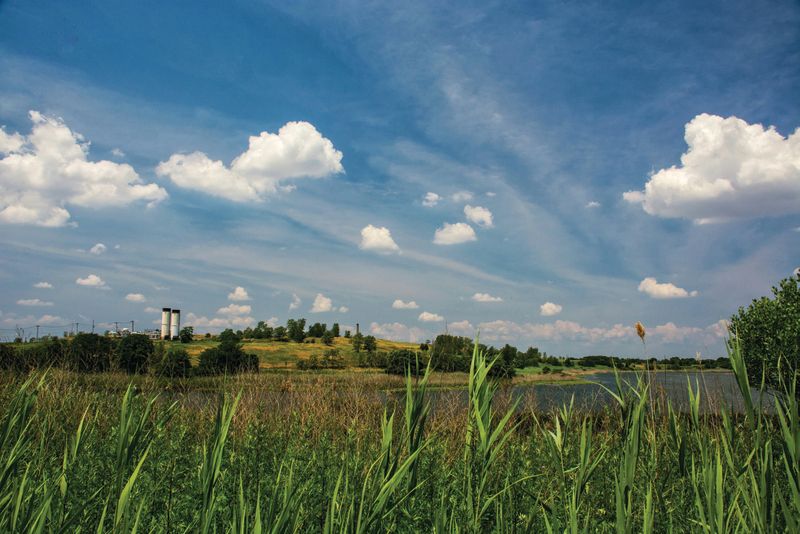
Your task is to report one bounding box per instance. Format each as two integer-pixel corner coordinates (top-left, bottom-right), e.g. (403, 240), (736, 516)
(623, 114), (800, 223)
(33, 281), (52, 289)
(125, 293), (146, 303)
(638, 277), (698, 299)
(585, 201), (601, 209)
(228, 286), (251, 301)
(422, 192), (440, 207)
(392, 299), (419, 309)
(89, 243), (107, 255)
(17, 298), (53, 307)
(76, 274), (107, 288)
(451, 191), (474, 202)
(540, 302), (563, 316)
(433, 222), (477, 245)
(359, 224), (400, 253)
(464, 205), (494, 228)
(369, 322), (426, 343)
(471, 292), (502, 303)
(338, 306), (349, 313)
(311, 293), (333, 313)
(449, 320), (474, 334)
(156, 121), (343, 202)
(289, 293), (301, 310)
(185, 312), (254, 330)
(217, 303), (252, 316)
(418, 311), (444, 322)
(1, 313), (64, 327)
(0, 111), (167, 227)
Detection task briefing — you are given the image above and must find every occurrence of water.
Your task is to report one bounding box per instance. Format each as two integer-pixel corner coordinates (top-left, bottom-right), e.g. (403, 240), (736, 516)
(425, 371), (774, 414)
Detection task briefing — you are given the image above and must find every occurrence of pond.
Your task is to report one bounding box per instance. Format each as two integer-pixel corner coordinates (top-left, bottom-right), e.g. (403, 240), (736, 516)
(424, 370), (775, 414)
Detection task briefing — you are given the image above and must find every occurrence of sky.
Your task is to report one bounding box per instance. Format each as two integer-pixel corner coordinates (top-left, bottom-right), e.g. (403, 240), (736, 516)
(0, 0), (798, 357)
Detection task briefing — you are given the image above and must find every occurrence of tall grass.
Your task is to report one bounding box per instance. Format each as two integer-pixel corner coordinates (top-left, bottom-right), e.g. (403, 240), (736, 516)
(0, 339), (797, 531)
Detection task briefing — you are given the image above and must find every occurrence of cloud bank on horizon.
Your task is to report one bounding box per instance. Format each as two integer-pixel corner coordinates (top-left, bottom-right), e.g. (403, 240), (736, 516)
(0, 0), (798, 355)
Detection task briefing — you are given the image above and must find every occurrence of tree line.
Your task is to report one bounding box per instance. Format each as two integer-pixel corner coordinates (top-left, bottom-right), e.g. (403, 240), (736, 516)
(0, 330), (257, 378)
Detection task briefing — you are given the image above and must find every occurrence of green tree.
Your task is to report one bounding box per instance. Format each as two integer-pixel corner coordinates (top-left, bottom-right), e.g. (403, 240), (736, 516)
(69, 333), (114, 372)
(729, 273), (800, 393)
(197, 339), (253, 374)
(287, 318), (306, 342)
(273, 326), (288, 342)
(155, 346), (192, 378)
(116, 334), (154, 374)
(254, 321), (273, 339)
(308, 322), (326, 337)
(322, 330), (334, 346)
(363, 335), (377, 353)
(218, 329), (241, 342)
(331, 323), (340, 337)
(351, 332), (364, 352)
(179, 326), (194, 343)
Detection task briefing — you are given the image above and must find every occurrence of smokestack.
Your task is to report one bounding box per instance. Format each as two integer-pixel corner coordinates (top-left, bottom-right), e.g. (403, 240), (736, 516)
(161, 308), (171, 340)
(170, 309), (180, 340)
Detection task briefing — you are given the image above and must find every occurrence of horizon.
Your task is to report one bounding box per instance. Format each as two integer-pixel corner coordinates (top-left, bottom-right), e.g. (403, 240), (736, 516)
(1, 1), (798, 358)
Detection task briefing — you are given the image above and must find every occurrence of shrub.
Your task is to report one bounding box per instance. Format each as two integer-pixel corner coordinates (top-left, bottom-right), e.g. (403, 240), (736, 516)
(729, 273), (800, 392)
(0, 344), (15, 370)
(297, 349), (344, 370)
(357, 350), (389, 369)
(179, 326), (194, 343)
(218, 329), (241, 342)
(155, 346), (192, 378)
(385, 349), (425, 375)
(322, 330), (334, 346)
(197, 340), (255, 374)
(116, 334), (154, 374)
(69, 333), (114, 372)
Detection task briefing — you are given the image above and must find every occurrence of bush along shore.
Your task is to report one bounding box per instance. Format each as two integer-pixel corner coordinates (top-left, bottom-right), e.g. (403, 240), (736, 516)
(0, 338), (797, 532)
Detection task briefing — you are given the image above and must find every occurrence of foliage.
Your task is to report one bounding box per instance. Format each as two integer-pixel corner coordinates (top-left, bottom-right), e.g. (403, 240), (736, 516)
(155, 346), (192, 378)
(69, 333), (114, 372)
(179, 326), (194, 343)
(729, 273), (800, 393)
(0, 339), (799, 530)
(296, 349), (345, 370)
(351, 332), (364, 352)
(272, 326), (288, 342)
(362, 335), (378, 353)
(321, 330), (334, 346)
(287, 319), (307, 343)
(217, 329), (242, 342)
(308, 322), (327, 338)
(385, 349), (425, 375)
(198, 340), (257, 375)
(116, 334), (154, 374)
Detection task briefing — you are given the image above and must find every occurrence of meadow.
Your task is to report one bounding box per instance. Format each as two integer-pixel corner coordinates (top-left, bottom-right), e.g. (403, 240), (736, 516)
(0, 338), (797, 533)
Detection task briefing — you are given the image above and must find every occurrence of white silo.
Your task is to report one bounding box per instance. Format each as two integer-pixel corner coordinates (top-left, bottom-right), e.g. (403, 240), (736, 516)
(161, 308), (172, 340)
(170, 309), (181, 339)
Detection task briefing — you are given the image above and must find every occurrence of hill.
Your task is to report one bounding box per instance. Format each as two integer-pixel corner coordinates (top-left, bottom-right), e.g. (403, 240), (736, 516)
(181, 336), (419, 369)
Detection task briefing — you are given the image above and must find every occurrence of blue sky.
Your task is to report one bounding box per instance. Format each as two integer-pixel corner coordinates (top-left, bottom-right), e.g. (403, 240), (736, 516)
(1, 0), (798, 356)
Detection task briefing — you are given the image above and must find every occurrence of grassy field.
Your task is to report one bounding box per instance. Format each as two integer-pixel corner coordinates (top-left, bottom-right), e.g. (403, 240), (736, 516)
(181, 336), (419, 368)
(0, 340), (797, 532)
